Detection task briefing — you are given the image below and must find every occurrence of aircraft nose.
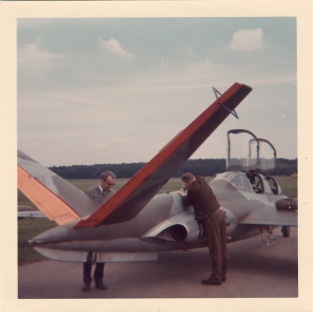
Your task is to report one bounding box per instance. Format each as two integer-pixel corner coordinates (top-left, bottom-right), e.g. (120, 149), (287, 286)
(29, 225), (69, 246)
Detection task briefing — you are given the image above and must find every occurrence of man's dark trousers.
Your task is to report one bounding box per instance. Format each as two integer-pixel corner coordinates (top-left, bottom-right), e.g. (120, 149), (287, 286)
(202, 209), (227, 281)
(83, 262), (105, 286)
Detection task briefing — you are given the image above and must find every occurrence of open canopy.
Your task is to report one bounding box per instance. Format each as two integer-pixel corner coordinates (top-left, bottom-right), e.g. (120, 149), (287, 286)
(226, 129), (277, 173)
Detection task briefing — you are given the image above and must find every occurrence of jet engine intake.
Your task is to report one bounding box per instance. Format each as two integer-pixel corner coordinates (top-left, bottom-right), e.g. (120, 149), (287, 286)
(169, 224), (188, 242)
(150, 223), (193, 242)
(142, 211), (201, 244)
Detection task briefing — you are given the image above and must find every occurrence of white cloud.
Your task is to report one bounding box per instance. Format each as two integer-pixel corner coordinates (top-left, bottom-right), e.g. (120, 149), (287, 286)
(98, 38), (135, 59)
(229, 28), (264, 51)
(18, 41), (64, 74)
(111, 137), (133, 143)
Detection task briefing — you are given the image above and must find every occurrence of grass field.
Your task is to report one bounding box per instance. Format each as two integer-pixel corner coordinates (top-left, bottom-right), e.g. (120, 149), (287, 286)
(18, 176), (297, 266)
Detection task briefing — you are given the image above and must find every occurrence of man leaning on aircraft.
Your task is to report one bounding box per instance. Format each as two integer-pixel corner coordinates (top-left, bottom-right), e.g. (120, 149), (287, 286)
(81, 171), (116, 292)
(178, 172), (227, 286)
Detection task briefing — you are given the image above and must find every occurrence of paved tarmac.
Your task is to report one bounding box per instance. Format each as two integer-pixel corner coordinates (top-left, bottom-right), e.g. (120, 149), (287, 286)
(18, 227), (298, 300)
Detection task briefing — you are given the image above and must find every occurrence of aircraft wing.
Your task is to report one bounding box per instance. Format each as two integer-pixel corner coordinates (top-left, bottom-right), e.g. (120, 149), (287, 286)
(239, 204), (297, 227)
(76, 82), (252, 227)
(18, 150), (99, 225)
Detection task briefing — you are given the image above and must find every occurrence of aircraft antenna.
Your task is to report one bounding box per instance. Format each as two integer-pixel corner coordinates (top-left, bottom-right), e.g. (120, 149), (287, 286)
(213, 87), (239, 119)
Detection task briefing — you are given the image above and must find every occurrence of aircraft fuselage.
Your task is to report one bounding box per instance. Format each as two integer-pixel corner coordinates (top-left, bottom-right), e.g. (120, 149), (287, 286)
(29, 171), (290, 263)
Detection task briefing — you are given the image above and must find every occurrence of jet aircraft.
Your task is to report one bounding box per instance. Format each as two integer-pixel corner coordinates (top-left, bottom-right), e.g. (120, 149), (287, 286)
(17, 82), (297, 264)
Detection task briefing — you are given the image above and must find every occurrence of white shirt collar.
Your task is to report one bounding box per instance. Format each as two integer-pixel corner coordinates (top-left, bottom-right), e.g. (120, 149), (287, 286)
(98, 184), (105, 193)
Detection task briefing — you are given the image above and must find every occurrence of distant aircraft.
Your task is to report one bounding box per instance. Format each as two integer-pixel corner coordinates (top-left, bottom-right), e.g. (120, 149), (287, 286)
(17, 82), (297, 264)
(18, 205), (46, 219)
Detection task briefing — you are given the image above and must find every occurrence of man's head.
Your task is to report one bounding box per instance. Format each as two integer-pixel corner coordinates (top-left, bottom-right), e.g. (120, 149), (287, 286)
(181, 172), (196, 189)
(100, 171), (116, 191)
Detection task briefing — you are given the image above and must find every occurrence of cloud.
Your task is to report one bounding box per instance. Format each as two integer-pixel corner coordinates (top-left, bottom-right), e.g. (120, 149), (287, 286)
(111, 137), (133, 143)
(18, 41), (64, 74)
(229, 28), (264, 51)
(98, 38), (135, 59)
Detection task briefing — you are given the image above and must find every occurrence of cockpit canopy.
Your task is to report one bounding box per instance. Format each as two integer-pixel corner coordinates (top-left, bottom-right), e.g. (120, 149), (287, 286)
(226, 129), (277, 173)
(211, 171), (282, 195)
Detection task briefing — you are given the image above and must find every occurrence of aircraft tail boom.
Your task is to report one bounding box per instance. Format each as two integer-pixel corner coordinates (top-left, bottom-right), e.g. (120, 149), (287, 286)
(76, 82), (252, 227)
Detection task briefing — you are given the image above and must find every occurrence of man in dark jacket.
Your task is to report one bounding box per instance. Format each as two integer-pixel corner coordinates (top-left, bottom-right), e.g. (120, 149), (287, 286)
(178, 172), (227, 285)
(81, 171), (116, 291)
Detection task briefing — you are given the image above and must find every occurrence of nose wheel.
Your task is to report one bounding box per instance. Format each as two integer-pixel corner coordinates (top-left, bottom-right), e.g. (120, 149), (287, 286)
(281, 226), (290, 237)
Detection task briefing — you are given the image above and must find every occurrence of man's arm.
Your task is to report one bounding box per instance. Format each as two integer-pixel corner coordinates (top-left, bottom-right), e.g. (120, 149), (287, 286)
(179, 191), (194, 208)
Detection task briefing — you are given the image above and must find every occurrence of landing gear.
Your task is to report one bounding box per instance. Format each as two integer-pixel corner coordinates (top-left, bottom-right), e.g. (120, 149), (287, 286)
(259, 226), (276, 246)
(281, 226), (290, 238)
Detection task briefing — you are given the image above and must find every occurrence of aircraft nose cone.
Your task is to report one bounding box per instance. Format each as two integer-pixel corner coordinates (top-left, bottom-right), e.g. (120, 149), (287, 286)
(28, 238), (37, 246)
(29, 225), (69, 246)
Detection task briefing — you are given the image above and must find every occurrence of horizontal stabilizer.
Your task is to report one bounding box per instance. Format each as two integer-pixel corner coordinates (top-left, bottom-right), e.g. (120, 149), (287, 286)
(76, 82), (252, 227)
(18, 150), (99, 225)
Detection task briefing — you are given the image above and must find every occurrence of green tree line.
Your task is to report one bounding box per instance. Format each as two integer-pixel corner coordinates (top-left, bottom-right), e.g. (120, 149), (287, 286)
(49, 158), (297, 179)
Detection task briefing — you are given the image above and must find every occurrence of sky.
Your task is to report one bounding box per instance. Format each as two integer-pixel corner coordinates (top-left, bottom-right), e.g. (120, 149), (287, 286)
(17, 17), (297, 166)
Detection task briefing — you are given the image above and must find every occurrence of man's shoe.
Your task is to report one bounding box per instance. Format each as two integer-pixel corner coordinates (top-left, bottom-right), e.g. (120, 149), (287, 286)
(95, 282), (107, 290)
(81, 284), (91, 292)
(201, 278), (222, 286)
